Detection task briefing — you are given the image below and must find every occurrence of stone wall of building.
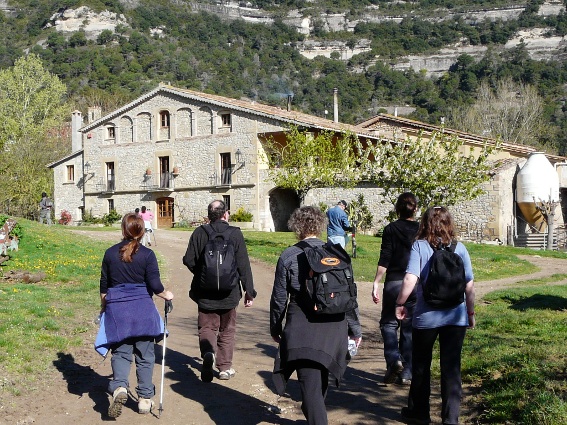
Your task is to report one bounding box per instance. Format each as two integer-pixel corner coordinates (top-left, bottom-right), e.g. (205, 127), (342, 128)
(52, 155), (84, 224)
(81, 92), (287, 229)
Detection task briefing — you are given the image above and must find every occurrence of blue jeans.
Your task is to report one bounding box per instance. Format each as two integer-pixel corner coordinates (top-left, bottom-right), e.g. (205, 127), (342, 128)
(328, 234), (349, 249)
(408, 326), (467, 425)
(109, 337), (156, 398)
(380, 279), (415, 379)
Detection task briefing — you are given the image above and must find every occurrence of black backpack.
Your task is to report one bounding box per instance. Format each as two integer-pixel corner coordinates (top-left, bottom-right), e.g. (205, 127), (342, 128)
(201, 224), (239, 292)
(297, 241), (358, 315)
(422, 241), (467, 308)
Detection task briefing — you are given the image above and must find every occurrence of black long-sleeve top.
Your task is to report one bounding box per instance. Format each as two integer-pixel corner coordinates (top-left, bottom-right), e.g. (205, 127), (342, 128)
(100, 240), (165, 295)
(182, 220), (256, 310)
(378, 219), (420, 281)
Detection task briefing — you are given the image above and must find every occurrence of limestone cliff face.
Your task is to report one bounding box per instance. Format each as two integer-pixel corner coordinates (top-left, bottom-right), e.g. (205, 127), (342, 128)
(45, 6), (129, 39)
(38, 1), (567, 76)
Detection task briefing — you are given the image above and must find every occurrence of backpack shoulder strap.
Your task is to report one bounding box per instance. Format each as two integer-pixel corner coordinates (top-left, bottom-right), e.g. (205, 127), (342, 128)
(448, 240), (458, 252)
(295, 240), (311, 251)
(202, 223), (214, 238)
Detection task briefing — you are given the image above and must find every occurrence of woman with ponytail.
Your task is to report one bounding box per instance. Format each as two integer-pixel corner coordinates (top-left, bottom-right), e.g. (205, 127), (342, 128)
(99, 212), (174, 418)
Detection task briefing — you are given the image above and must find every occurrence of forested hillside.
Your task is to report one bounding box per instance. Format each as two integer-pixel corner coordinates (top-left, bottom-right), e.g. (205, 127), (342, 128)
(2, 0), (567, 153)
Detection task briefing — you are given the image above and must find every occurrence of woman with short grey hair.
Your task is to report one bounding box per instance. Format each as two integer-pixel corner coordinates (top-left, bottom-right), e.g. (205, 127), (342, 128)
(270, 206), (361, 425)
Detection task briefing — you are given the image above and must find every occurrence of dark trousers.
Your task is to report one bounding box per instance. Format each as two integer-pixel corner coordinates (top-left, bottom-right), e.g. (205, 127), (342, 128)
(408, 326), (467, 425)
(294, 360), (329, 425)
(380, 279), (415, 379)
(198, 307), (237, 372)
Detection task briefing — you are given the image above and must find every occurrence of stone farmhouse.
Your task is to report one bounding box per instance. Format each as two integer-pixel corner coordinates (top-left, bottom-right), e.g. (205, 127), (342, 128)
(48, 84), (567, 246)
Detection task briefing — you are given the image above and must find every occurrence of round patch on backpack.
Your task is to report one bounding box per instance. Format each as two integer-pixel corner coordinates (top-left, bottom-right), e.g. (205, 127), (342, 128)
(320, 257), (340, 266)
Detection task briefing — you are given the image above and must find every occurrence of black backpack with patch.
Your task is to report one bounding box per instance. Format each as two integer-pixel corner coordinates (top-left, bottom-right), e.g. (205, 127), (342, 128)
(201, 224), (239, 292)
(297, 241), (358, 315)
(422, 241), (467, 308)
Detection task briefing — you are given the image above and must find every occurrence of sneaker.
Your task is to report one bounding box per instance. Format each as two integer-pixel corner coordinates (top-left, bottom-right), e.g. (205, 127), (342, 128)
(201, 352), (215, 382)
(401, 407), (431, 424)
(138, 398), (154, 414)
(218, 368), (236, 380)
(396, 375), (412, 386)
(108, 387), (128, 418)
(383, 360), (403, 384)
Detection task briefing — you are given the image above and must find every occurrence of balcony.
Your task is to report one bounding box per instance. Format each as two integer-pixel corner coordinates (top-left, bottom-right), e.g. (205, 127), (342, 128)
(141, 173), (175, 192)
(209, 167), (233, 187)
(95, 179), (116, 194)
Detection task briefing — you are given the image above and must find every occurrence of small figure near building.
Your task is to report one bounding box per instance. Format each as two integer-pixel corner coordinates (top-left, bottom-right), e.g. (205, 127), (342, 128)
(326, 200), (351, 248)
(39, 192), (53, 225)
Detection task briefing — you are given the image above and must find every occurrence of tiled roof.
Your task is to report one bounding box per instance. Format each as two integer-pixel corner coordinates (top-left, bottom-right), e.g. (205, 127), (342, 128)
(359, 113), (567, 162)
(46, 149), (83, 169)
(81, 84), (381, 139)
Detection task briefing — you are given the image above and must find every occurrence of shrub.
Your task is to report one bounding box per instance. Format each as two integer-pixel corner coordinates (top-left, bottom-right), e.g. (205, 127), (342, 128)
(81, 210), (102, 225)
(230, 207), (253, 222)
(102, 209), (122, 226)
(346, 194), (373, 232)
(58, 210), (72, 225)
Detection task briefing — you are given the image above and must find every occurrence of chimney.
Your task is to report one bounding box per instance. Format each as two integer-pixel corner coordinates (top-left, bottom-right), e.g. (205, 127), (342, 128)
(287, 94), (292, 111)
(333, 88), (338, 123)
(87, 106), (102, 124)
(71, 110), (83, 152)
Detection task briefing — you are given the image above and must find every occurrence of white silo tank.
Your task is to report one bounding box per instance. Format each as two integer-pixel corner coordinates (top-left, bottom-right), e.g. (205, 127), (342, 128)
(516, 152), (560, 229)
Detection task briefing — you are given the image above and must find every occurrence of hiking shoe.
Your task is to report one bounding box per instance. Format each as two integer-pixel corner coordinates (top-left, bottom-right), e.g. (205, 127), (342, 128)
(138, 398), (154, 414)
(384, 360), (403, 384)
(396, 377), (412, 386)
(218, 368), (236, 380)
(108, 387), (128, 418)
(201, 352), (215, 382)
(401, 407), (430, 424)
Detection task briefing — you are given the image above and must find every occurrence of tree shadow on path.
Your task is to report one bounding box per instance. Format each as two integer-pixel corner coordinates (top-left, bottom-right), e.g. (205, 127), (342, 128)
(254, 342), (411, 425)
(165, 346), (297, 425)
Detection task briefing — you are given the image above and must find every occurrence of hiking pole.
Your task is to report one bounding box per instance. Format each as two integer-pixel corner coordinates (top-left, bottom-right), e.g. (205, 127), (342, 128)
(158, 300), (173, 418)
(351, 220), (357, 258)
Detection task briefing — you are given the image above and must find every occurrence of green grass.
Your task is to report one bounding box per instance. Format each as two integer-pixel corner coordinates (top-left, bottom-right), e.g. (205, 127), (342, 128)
(461, 285), (567, 424)
(1, 221), (566, 422)
(243, 232), (567, 282)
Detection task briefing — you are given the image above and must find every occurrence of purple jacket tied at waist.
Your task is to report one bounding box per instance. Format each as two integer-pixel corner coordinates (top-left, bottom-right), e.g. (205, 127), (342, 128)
(104, 283), (162, 344)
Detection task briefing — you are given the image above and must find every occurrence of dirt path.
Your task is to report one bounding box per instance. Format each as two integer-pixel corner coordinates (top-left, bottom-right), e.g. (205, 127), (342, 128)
(2, 230), (567, 425)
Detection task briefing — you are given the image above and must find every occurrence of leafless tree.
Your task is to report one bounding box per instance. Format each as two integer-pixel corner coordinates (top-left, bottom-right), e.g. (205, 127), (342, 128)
(449, 78), (550, 149)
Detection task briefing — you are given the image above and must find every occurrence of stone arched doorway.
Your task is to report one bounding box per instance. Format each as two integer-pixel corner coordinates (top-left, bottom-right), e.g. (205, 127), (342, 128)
(269, 188), (300, 232)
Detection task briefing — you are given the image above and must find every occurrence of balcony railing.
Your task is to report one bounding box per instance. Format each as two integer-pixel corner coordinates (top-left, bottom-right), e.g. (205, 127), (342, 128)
(95, 178), (115, 193)
(209, 168), (233, 186)
(141, 173), (175, 191)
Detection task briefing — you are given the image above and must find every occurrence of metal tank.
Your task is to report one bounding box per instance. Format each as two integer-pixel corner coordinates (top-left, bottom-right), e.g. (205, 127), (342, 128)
(515, 152), (560, 230)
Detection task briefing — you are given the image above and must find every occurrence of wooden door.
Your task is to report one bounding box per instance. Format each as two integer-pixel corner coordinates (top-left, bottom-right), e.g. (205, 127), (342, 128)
(157, 197), (174, 228)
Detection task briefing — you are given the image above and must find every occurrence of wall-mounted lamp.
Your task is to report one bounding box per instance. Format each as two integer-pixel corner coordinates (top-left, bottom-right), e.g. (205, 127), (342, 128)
(84, 161), (94, 177)
(234, 148), (245, 171)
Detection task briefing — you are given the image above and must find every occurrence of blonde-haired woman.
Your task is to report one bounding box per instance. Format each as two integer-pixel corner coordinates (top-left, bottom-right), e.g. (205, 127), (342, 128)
(100, 212), (173, 418)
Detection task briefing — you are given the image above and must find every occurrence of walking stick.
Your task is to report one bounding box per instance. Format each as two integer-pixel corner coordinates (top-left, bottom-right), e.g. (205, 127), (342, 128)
(158, 300), (173, 418)
(351, 220), (357, 258)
